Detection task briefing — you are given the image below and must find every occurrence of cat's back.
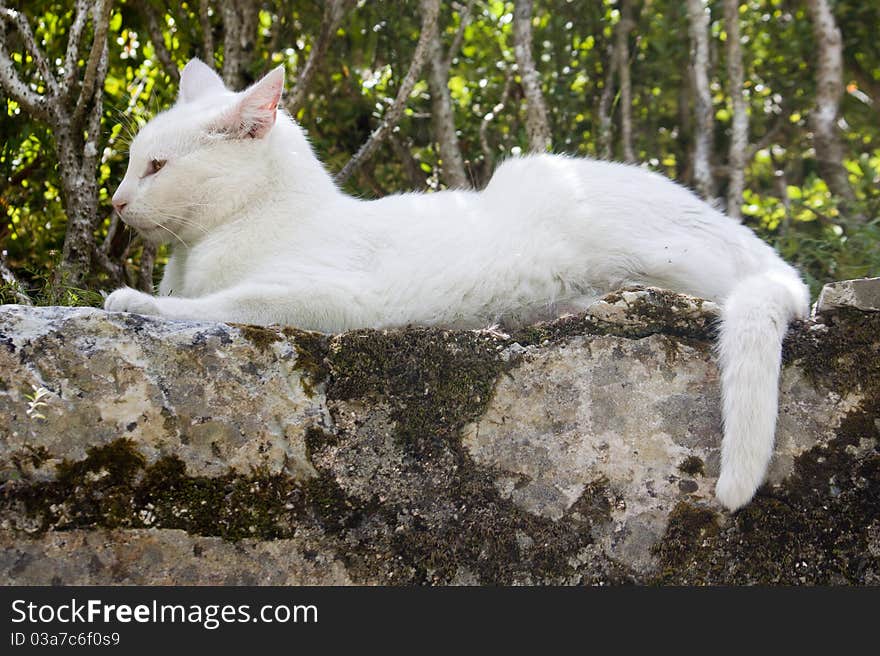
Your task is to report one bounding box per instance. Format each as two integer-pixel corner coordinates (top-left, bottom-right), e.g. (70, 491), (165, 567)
(478, 154), (784, 290)
(484, 154), (711, 217)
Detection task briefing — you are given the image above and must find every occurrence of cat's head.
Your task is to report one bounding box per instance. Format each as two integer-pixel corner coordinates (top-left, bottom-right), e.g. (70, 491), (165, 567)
(111, 59), (286, 245)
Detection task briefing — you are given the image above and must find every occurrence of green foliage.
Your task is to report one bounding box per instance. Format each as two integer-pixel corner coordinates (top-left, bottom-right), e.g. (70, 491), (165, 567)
(0, 0), (878, 304)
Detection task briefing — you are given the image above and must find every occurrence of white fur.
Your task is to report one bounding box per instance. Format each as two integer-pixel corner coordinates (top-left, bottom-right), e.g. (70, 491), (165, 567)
(107, 59), (810, 511)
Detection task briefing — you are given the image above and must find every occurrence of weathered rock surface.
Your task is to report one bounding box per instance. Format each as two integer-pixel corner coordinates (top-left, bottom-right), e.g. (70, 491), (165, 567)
(817, 276), (880, 313)
(1, 284), (878, 585)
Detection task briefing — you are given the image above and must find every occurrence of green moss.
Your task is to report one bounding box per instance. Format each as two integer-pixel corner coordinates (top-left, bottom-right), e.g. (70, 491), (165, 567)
(783, 310), (880, 397)
(232, 324), (330, 396)
(510, 287), (717, 347)
(677, 456), (705, 477)
(328, 328), (507, 454)
(2, 445), (53, 484)
(301, 475), (378, 534)
(283, 327), (330, 397)
(654, 502), (720, 582)
(655, 403), (880, 584)
(136, 458), (296, 539)
(303, 425), (338, 458)
(313, 327), (632, 584)
(337, 466), (612, 585)
(653, 308), (880, 585)
(2, 439), (299, 541)
(234, 324), (283, 352)
(567, 477), (616, 524)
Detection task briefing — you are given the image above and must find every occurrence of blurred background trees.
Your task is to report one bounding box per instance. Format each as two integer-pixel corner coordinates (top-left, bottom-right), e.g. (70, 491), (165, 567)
(1, 0), (878, 306)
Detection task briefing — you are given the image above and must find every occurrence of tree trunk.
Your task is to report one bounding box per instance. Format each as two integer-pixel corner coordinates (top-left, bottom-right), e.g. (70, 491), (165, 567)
(425, 4), (469, 188)
(54, 127), (100, 291)
(686, 0), (716, 200)
(804, 0), (861, 216)
(724, 0), (748, 220)
(512, 0), (552, 152)
(198, 0), (215, 65)
(597, 38), (616, 160)
(137, 243), (157, 293)
(221, 0), (258, 89)
(616, 0), (636, 163)
(0, 2), (114, 290)
(677, 71), (694, 184)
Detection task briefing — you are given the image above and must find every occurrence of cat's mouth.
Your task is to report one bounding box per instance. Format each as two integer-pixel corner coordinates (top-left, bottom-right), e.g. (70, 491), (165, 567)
(129, 222), (171, 245)
(117, 212), (171, 245)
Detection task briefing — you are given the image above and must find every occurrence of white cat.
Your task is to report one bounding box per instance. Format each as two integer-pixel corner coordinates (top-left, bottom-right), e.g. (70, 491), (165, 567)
(105, 59), (810, 511)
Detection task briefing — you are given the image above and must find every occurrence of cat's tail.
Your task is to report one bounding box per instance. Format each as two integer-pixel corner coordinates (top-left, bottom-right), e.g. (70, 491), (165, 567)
(714, 267), (810, 511)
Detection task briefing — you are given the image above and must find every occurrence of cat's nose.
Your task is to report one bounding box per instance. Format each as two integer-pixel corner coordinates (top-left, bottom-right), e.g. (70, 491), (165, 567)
(112, 200), (127, 214)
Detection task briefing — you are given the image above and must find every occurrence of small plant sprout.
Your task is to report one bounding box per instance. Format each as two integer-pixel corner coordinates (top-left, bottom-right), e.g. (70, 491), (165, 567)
(25, 385), (51, 420)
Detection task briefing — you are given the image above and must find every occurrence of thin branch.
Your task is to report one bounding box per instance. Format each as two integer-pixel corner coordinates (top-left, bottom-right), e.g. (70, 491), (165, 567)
(100, 212), (123, 256)
(442, 1), (473, 71)
(72, 0), (112, 128)
(82, 35), (108, 174)
(0, 25), (51, 120)
(335, 0), (441, 186)
(389, 133), (429, 191)
(286, 0), (354, 116)
(0, 7), (59, 96)
(745, 112), (786, 162)
(769, 147), (794, 236)
(139, 0), (179, 82)
(92, 246), (125, 285)
(63, 0), (90, 97)
(846, 54), (880, 106)
(479, 69), (512, 174)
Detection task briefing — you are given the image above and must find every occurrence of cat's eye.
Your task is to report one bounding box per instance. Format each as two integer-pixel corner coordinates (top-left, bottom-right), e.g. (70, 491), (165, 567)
(147, 159), (166, 175)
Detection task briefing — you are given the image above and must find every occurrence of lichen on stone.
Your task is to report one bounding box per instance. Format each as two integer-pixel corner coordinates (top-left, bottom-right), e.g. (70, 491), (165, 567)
(1, 286), (878, 585)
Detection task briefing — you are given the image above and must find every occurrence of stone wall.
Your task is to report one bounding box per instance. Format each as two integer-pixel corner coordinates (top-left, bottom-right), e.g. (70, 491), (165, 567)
(1, 283), (878, 584)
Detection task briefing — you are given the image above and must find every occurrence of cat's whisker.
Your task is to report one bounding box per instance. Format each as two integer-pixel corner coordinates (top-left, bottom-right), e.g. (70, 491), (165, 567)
(144, 210), (213, 236)
(146, 206), (211, 222)
(150, 220), (190, 248)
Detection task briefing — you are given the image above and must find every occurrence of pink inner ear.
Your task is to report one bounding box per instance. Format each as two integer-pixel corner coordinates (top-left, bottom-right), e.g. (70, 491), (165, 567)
(236, 68), (284, 138)
(210, 67), (284, 139)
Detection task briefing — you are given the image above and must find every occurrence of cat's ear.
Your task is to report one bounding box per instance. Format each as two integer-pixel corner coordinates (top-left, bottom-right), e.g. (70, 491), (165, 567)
(218, 66), (285, 139)
(179, 58), (226, 103)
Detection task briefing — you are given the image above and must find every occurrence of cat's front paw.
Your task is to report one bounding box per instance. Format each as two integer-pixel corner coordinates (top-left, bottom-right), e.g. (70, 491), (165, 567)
(104, 287), (160, 316)
(715, 470), (759, 512)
